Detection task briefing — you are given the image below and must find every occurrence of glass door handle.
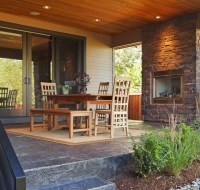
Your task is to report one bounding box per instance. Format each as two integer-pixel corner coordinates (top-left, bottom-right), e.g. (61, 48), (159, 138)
(27, 77), (31, 85)
(24, 77), (31, 85)
(24, 77), (27, 84)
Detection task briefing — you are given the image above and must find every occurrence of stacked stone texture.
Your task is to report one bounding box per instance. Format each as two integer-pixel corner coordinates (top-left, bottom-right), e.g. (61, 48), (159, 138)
(142, 13), (197, 122)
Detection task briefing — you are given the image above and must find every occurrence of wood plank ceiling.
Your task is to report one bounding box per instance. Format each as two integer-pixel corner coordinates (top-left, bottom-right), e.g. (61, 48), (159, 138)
(0, 0), (200, 35)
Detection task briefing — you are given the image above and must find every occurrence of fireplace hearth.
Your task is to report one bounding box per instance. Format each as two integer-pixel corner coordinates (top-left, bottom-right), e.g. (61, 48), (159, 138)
(152, 69), (183, 104)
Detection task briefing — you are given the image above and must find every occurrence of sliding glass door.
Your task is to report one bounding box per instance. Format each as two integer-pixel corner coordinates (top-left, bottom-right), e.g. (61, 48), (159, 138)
(0, 26), (85, 121)
(0, 30), (52, 117)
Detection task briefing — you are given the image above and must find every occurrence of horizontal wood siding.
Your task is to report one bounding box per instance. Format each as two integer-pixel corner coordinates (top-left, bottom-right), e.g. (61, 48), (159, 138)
(87, 35), (113, 94)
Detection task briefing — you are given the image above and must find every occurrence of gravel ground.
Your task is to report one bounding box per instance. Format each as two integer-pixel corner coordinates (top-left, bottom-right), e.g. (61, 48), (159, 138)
(170, 178), (200, 190)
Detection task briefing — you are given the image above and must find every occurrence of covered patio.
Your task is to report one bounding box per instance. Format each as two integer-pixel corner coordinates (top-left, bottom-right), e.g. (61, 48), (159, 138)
(1, 0), (200, 189)
(0, 1), (200, 123)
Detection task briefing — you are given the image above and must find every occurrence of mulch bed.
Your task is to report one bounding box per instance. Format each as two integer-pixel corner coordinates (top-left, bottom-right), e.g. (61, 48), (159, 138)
(112, 160), (200, 190)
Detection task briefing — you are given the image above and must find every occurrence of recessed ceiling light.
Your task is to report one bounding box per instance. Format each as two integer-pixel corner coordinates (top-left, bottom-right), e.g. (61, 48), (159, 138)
(94, 18), (101, 22)
(43, 5), (51, 9)
(30, 12), (40, 16)
(156, 16), (161, 19)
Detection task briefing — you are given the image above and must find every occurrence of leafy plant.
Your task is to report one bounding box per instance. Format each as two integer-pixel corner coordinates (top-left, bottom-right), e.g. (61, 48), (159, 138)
(132, 132), (167, 177)
(57, 84), (72, 94)
(132, 99), (200, 177)
(132, 122), (200, 177)
(57, 84), (72, 90)
(164, 123), (200, 176)
(190, 117), (200, 130)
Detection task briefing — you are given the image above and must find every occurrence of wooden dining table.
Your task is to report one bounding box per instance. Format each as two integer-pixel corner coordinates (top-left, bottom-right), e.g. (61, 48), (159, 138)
(47, 93), (112, 111)
(47, 93), (112, 128)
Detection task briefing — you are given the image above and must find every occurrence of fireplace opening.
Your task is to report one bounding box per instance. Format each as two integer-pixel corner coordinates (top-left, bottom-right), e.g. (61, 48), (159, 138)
(152, 69), (183, 104)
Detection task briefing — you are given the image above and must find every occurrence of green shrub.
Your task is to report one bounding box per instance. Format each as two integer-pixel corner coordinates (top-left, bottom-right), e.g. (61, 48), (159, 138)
(164, 123), (200, 176)
(132, 132), (167, 177)
(132, 122), (200, 177)
(190, 117), (200, 130)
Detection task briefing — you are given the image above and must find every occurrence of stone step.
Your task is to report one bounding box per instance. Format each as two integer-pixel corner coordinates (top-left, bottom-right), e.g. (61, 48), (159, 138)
(25, 153), (132, 190)
(38, 176), (116, 190)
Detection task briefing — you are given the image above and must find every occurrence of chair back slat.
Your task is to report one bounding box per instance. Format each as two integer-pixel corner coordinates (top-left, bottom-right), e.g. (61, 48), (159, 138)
(0, 87), (8, 99)
(98, 82), (109, 95)
(0, 87), (8, 108)
(97, 82), (109, 121)
(7, 89), (18, 109)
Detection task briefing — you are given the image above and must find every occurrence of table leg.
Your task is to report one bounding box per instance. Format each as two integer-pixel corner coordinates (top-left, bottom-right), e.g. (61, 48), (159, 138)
(86, 101), (91, 130)
(88, 112), (92, 136)
(69, 113), (73, 139)
(53, 103), (58, 128)
(30, 112), (33, 131)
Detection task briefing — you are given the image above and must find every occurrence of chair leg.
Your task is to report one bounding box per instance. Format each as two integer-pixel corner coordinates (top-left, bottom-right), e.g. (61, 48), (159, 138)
(110, 115), (114, 138)
(110, 127), (114, 138)
(66, 116), (70, 128)
(47, 115), (52, 130)
(94, 112), (98, 136)
(88, 112), (92, 136)
(126, 126), (129, 136)
(42, 114), (46, 128)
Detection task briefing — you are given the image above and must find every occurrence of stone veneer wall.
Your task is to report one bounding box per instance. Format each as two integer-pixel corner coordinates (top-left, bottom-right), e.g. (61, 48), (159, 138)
(142, 13), (198, 122)
(196, 14), (200, 95)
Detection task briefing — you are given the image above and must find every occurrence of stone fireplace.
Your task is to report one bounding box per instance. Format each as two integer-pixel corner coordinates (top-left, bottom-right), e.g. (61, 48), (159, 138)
(153, 69), (183, 104)
(142, 13), (200, 123)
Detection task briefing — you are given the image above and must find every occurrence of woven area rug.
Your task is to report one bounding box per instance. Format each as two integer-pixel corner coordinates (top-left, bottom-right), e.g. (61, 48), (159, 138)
(6, 124), (145, 145)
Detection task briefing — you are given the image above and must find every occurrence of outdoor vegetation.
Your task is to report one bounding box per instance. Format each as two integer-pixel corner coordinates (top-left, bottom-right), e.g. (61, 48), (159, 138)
(130, 97), (200, 178)
(114, 44), (142, 92)
(132, 122), (200, 177)
(0, 58), (36, 107)
(114, 103), (200, 189)
(0, 58), (22, 104)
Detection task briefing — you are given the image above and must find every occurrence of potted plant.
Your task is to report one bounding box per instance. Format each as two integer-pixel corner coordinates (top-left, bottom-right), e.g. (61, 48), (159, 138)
(57, 85), (72, 94)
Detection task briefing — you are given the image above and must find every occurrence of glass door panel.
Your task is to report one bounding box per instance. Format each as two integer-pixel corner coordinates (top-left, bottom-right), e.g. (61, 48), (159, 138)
(0, 31), (25, 117)
(31, 35), (52, 109)
(55, 37), (84, 94)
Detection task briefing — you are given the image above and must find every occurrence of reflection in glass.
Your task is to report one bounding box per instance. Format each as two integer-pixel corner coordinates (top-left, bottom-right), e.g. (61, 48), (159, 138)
(31, 35), (52, 108)
(0, 31), (22, 112)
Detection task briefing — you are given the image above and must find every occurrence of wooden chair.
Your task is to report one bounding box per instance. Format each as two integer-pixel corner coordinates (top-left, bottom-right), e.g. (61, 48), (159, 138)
(94, 76), (131, 138)
(29, 82), (59, 129)
(41, 82), (58, 127)
(96, 82), (109, 122)
(98, 82), (109, 95)
(6, 89), (18, 109)
(0, 87), (8, 108)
